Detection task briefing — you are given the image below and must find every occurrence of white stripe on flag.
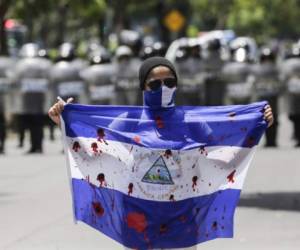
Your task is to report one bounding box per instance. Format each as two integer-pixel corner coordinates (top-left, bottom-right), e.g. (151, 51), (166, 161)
(66, 137), (256, 202)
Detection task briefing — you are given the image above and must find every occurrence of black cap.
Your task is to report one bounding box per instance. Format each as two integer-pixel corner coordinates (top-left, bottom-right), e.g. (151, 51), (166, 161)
(139, 56), (177, 90)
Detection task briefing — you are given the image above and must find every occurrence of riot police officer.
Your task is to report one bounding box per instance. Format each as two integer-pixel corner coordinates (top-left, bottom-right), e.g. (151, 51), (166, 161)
(152, 41), (167, 57)
(280, 42), (300, 147)
(113, 45), (141, 105)
(49, 43), (87, 142)
(202, 38), (225, 106)
(119, 29), (143, 58)
(140, 45), (156, 60)
(37, 48), (57, 141)
(14, 43), (52, 153)
(80, 47), (116, 105)
(50, 42), (87, 104)
(222, 37), (257, 105)
(0, 56), (14, 154)
(174, 39), (205, 105)
(140, 41), (167, 60)
(252, 47), (280, 147)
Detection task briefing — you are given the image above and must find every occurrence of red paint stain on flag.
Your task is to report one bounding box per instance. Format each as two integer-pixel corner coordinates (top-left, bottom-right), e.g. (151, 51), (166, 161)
(227, 170), (236, 183)
(92, 201), (104, 216)
(164, 149), (172, 158)
(155, 116), (164, 128)
(133, 136), (141, 144)
(72, 141), (81, 152)
(91, 142), (98, 153)
(97, 173), (106, 187)
(126, 212), (147, 233)
(192, 176), (198, 191)
(128, 183), (133, 195)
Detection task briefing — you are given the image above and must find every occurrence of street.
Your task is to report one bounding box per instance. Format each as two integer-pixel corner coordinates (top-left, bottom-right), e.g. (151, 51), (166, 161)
(0, 113), (300, 250)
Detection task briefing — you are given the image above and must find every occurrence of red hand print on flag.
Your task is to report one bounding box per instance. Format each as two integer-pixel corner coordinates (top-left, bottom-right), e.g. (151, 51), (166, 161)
(97, 173), (106, 187)
(164, 149), (172, 159)
(192, 176), (198, 191)
(128, 183), (133, 196)
(199, 146), (208, 156)
(72, 141), (81, 152)
(91, 142), (101, 154)
(97, 128), (108, 145)
(169, 194), (175, 201)
(227, 170), (236, 183)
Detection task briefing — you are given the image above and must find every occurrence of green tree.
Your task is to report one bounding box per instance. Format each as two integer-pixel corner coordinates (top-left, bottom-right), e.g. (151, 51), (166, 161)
(190, 0), (234, 30)
(191, 0), (300, 43)
(227, 0), (266, 41)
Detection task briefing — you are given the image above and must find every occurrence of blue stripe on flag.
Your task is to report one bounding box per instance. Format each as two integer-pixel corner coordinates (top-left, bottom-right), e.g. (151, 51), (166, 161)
(72, 178), (240, 249)
(62, 101), (267, 150)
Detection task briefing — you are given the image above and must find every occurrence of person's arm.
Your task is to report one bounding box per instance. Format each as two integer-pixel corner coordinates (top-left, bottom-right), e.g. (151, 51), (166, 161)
(48, 97), (73, 127)
(264, 104), (274, 128)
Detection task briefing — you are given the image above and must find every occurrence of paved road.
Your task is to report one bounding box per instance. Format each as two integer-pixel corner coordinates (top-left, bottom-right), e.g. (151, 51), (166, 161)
(0, 113), (299, 250)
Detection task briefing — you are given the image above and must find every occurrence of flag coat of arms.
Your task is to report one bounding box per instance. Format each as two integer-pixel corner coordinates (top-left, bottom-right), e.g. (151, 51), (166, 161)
(60, 101), (267, 249)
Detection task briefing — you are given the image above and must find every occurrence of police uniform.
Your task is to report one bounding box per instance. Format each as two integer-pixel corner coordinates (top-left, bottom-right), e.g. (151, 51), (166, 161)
(81, 63), (116, 105)
(175, 56), (205, 106)
(281, 56), (300, 146)
(50, 60), (87, 105)
(222, 61), (253, 105)
(15, 56), (51, 153)
(114, 56), (141, 105)
(202, 40), (225, 106)
(252, 61), (280, 146)
(0, 57), (14, 153)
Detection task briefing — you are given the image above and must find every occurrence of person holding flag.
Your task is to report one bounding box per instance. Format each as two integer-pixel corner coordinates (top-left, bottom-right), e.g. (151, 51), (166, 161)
(48, 57), (273, 250)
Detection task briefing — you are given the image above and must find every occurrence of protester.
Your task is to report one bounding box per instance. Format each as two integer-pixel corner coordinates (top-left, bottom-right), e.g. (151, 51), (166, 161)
(48, 57), (273, 250)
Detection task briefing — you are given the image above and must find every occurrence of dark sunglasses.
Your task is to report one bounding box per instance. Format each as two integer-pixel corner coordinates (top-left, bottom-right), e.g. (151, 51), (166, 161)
(146, 78), (177, 91)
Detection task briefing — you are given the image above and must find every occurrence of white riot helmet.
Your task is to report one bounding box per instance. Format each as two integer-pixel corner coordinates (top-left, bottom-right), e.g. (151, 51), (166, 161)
(115, 45), (133, 61)
(229, 37), (258, 63)
(19, 43), (39, 58)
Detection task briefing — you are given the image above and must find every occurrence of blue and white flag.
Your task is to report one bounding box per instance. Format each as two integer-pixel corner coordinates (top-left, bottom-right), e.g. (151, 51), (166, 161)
(61, 102), (267, 249)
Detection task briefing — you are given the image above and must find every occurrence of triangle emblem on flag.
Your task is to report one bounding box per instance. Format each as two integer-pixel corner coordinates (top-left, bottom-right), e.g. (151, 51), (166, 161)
(142, 156), (174, 185)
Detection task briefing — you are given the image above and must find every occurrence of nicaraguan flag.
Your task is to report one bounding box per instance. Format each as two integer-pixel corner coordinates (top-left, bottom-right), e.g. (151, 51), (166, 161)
(61, 101), (267, 249)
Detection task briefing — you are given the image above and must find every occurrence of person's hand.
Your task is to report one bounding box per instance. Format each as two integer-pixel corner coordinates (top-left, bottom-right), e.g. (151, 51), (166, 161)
(264, 104), (274, 128)
(48, 97), (73, 126)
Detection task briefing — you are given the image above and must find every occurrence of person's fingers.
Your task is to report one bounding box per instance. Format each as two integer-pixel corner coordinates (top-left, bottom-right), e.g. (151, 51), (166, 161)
(262, 105), (271, 117)
(264, 111), (272, 118)
(57, 100), (64, 108)
(264, 110), (274, 127)
(52, 106), (60, 115)
(48, 108), (55, 117)
(262, 104), (274, 127)
(264, 108), (272, 115)
(67, 97), (74, 103)
(265, 116), (273, 123)
(52, 101), (63, 112)
(264, 111), (273, 119)
(51, 105), (58, 114)
(264, 105), (272, 113)
(57, 103), (64, 112)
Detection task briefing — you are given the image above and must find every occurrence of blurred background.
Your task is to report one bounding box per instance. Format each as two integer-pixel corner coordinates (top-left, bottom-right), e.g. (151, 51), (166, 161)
(0, 0), (300, 249)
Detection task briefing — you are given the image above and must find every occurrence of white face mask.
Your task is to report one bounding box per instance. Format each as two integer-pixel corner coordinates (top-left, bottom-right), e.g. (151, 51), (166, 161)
(161, 85), (176, 107)
(143, 86), (177, 108)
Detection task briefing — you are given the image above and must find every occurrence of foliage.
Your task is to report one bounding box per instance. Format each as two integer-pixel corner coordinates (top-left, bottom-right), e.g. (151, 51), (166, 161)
(190, 0), (300, 43)
(1, 0), (299, 52)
